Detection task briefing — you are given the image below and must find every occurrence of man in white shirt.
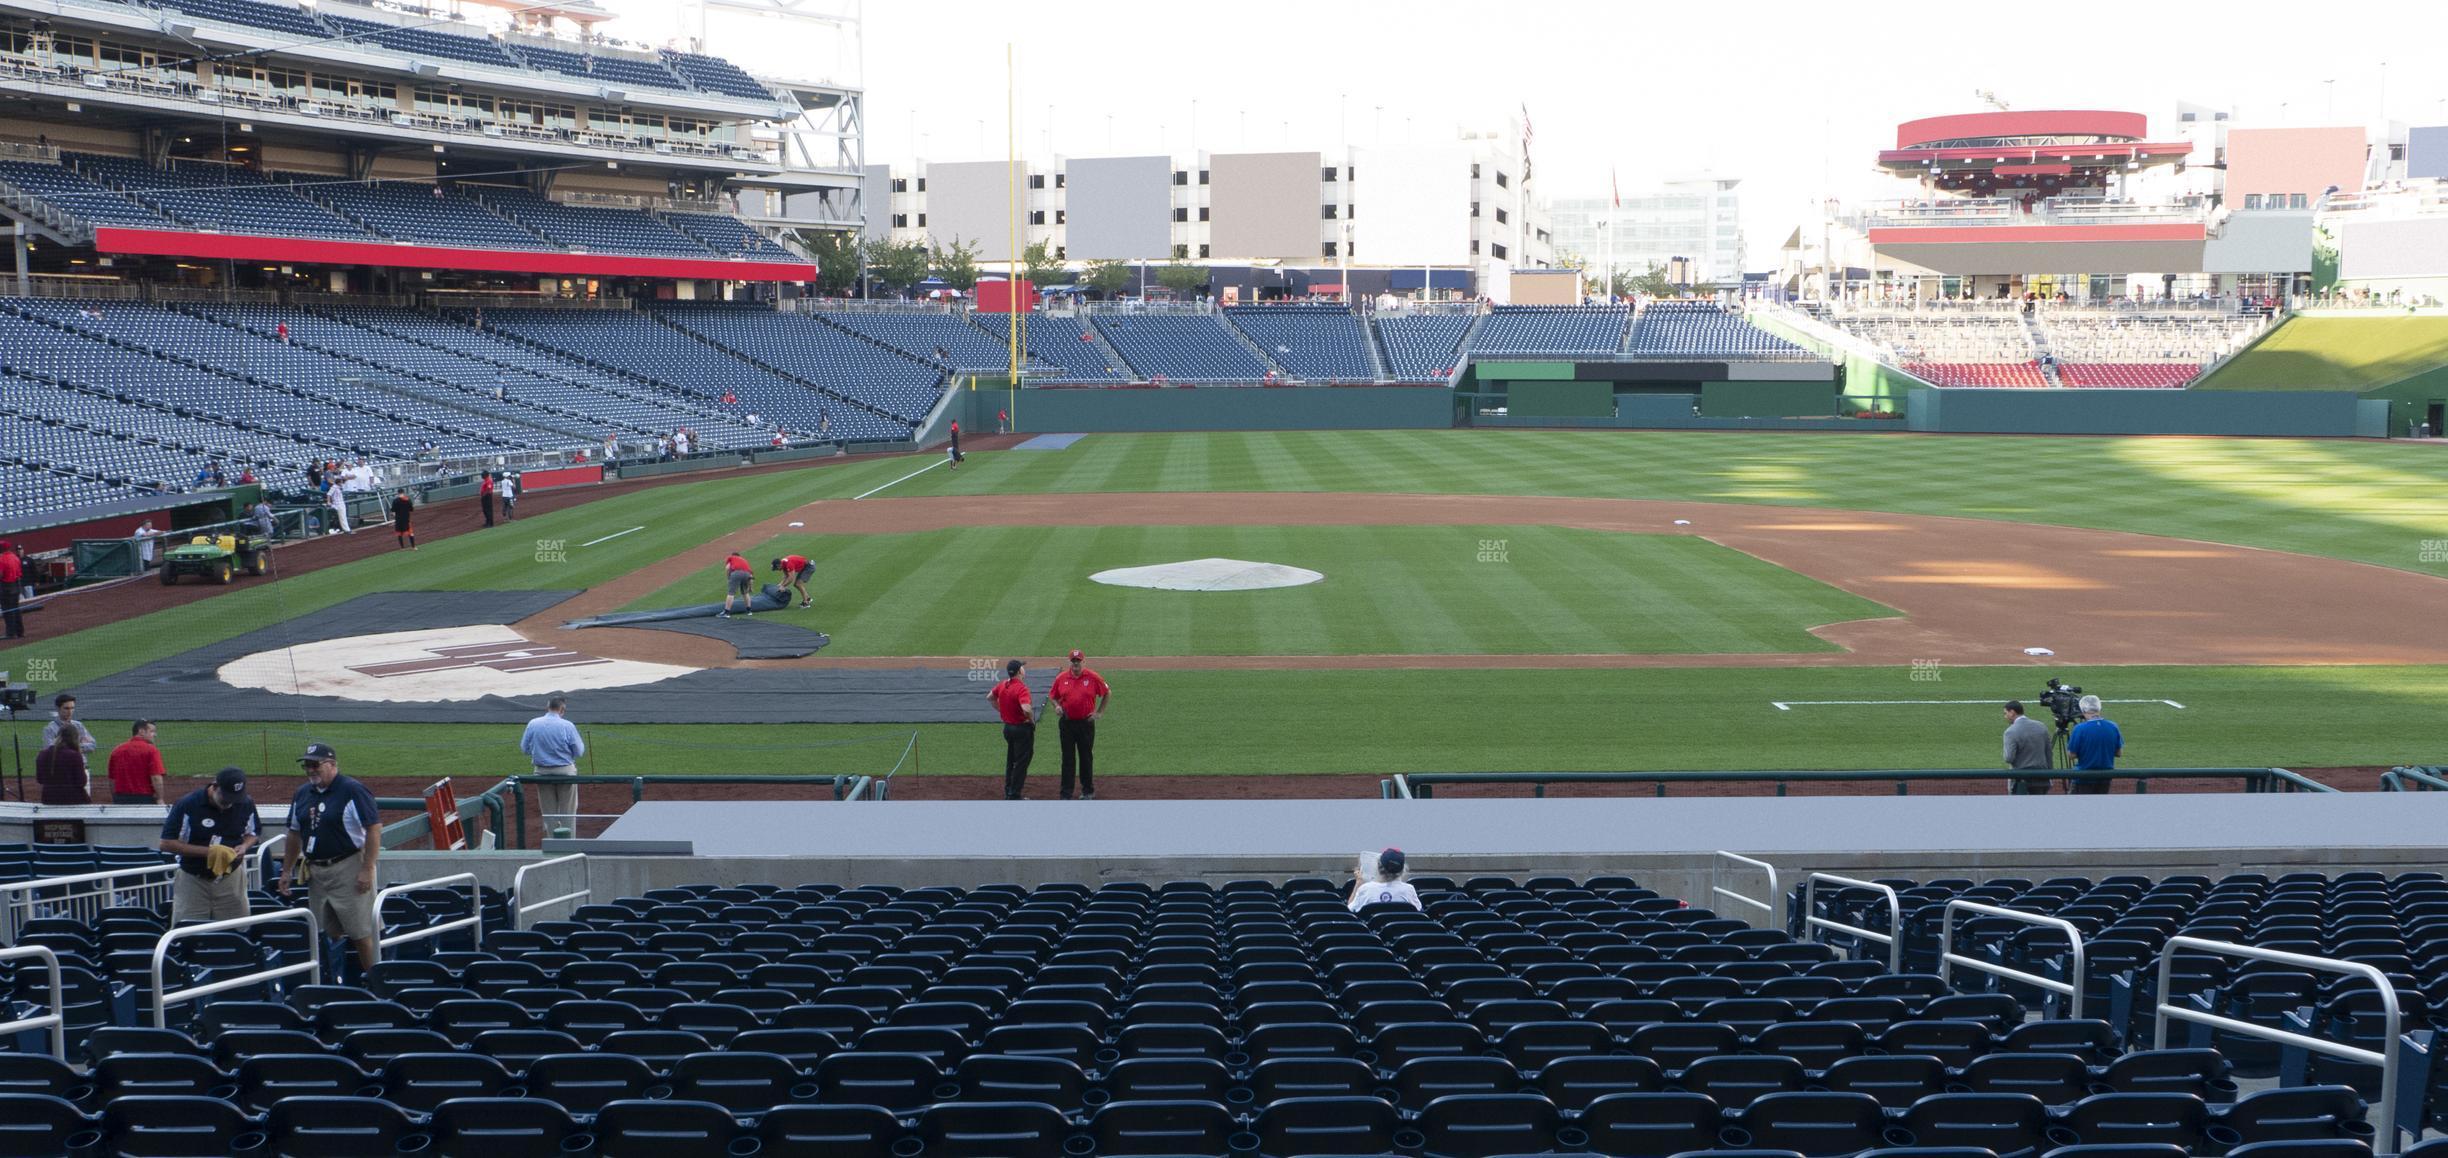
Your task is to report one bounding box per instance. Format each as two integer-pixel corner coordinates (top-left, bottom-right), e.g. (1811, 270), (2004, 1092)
(1347, 847), (1423, 912)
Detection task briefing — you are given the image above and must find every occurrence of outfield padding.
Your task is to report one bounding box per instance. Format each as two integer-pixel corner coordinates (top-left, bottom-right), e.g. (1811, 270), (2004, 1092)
(1908, 387), (2365, 436)
(997, 384), (1452, 432)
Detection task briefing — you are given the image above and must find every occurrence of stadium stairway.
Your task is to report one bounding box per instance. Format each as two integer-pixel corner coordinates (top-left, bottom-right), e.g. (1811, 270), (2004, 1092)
(2023, 313), (2066, 387)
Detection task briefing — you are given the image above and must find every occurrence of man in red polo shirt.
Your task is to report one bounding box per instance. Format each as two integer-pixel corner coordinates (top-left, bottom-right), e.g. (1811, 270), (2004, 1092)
(108, 719), (167, 804)
(718, 549), (755, 619)
(1050, 649), (1111, 800)
(988, 659), (1038, 800)
(771, 553), (814, 609)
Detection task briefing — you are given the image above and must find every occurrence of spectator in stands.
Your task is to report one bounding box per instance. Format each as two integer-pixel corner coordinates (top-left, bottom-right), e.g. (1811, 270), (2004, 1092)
(35, 730), (89, 806)
(520, 696), (585, 840)
(107, 720), (166, 804)
(279, 743), (382, 973)
(237, 466), (256, 485)
(603, 433), (620, 462)
(159, 767), (258, 921)
(2065, 695), (2122, 795)
(1348, 847), (1421, 911)
(0, 539), (22, 639)
(2002, 700), (2053, 794)
(818, 408), (831, 438)
(305, 462), (324, 492)
(275, 321), (289, 344)
(499, 473), (518, 521)
(44, 693), (95, 756)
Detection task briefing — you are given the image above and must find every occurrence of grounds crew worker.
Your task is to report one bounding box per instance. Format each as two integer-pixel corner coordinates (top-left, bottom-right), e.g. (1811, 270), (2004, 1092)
(772, 554), (815, 609)
(1051, 649), (1111, 800)
(990, 660), (1039, 800)
(159, 767), (259, 921)
(279, 743), (383, 974)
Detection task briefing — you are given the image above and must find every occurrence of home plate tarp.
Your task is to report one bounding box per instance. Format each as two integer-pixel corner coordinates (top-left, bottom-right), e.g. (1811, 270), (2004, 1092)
(71, 590), (1001, 725)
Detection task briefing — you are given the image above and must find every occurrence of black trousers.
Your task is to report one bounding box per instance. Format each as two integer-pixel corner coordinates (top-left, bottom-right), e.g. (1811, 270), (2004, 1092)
(1002, 722), (1035, 799)
(0, 582), (19, 638)
(1059, 717), (1096, 798)
(480, 494), (495, 526)
(2009, 775), (2052, 795)
(2067, 775), (2113, 795)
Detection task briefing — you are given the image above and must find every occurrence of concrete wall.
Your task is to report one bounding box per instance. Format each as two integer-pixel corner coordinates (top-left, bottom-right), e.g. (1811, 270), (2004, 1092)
(1063, 156), (1173, 261)
(1208, 152), (1321, 260)
(1909, 388), (2365, 436)
(2225, 127), (2367, 204)
(1007, 385), (1451, 432)
(923, 160), (1019, 260)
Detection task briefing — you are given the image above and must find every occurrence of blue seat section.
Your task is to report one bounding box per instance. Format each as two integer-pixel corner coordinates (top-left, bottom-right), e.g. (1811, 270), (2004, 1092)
(1222, 306), (1376, 381)
(477, 309), (911, 443)
(817, 312), (1018, 372)
(660, 50), (774, 101)
(148, 0), (328, 37)
(968, 313), (1124, 381)
(656, 306), (946, 423)
(14, 871), (2438, 1158)
(473, 187), (715, 257)
(1373, 313), (1474, 380)
(512, 43), (684, 91)
(1468, 305), (1630, 354)
(1629, 301), (1809, 357)
(1090, 314), (1271, 380)
(306, 181), (558, 251)
(0, 160), (176, 231)
(323, 15), (522, 69)
(660, 213), (797, 261)
(71, 155), (372, 241)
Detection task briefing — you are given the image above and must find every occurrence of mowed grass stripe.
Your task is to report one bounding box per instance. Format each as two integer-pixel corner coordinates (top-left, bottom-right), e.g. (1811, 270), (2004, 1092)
(624, 525), (1872, 657)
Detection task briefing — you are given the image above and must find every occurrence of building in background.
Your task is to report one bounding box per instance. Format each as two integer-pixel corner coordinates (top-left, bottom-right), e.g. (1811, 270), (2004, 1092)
(1545, 176), (1745, 288)
(871, 121), (1552, 299)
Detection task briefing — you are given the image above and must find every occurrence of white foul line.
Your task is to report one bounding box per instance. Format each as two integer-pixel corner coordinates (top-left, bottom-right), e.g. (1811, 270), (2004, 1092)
(580, 526), (646, 547)
(1772, 698), (2187, 712)
(853, 455), (950, 500)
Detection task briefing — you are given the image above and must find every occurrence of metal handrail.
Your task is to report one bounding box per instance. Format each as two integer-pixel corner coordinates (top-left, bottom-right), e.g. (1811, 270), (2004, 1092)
(2380, 767), (2447, 792)
(1938, 899), (2087, 1018)
(1802, 872), (1903, 972)
(373, 873), (483, 960)
(151, 908), (322, 1028)
(1711, 852), (1779, 929)
(1386, 767), (2331, 797)
(1, 862), (179, 945)
(513, 855), (589, 930)
(256, 833), (286, 889)
(2152, 937), (2404, 1155)
(0, 945), (65, 1057)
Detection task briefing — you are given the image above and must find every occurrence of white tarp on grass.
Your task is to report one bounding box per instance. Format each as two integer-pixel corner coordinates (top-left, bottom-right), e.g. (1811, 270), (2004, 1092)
(1089, 558), (1325, 592)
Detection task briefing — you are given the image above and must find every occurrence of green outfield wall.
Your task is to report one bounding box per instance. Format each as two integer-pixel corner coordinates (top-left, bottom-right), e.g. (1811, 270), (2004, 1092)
(1908, 388), (2367, 436)
(994, 385), (1454, 432)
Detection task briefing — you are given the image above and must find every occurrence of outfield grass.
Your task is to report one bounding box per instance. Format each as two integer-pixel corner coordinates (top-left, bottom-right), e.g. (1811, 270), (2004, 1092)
(7, 430), (2446, 780)
(626, 525), (1892, 656)
(105, 661), (2448, 783)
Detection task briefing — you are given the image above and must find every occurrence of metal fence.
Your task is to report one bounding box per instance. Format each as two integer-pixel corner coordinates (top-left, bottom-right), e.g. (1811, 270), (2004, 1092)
(151, 908), (321, 1029)
(1, 862), (179, 945)
(1801, 872), (1902, 972)
(513, 855), (590, 930)
(373, 873), (483, 961)
(2152, 938), (2406, 1154)
(2380, 767), (2446, 792)
(1381, 767), (2333, 798)
(1709, 852), (1779, 930)
(1937, 899), (2088, 1018)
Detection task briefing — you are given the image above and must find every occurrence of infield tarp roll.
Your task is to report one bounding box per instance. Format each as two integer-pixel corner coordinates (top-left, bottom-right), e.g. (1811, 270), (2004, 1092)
(563, 583), (793, 628)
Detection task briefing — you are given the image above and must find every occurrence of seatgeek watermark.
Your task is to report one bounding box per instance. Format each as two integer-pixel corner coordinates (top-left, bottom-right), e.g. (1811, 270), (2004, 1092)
(2423, 539), (2447, 564)
(1910, 659), (1942, 683)
(534, 538), (568, 564)
(1477, 538), (1510, 564)
(20, 658), (56, 684)
(967, 658), (996, 682)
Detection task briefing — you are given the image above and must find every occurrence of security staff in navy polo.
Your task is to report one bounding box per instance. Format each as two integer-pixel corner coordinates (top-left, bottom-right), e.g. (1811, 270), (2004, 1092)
(278, 743), (384, 974)
(158, 766), (260, 922)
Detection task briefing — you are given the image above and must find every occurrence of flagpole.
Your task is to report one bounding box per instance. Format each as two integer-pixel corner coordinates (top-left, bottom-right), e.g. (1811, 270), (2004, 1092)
(1006, 43), (1022, 425)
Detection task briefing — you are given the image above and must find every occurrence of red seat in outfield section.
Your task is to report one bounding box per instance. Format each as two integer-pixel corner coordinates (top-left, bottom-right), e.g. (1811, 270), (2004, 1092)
(1907, 361), (2051, 387)
(2058, 362), (2202, 388)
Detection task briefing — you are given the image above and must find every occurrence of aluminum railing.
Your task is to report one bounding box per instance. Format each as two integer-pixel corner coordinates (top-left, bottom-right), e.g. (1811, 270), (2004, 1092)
(151, 908), (322, 1028)
(1802, 872), (1902, 972)
(373, 873), (483, 960)
(1710, 852), (1779, 930)
(1, 862), (179, 945)
(1938, 899), (2087, 1018)
(513, 855), (589, 930)
(2153, 937), (2405, 1154)
(0, 944), (65, 1057)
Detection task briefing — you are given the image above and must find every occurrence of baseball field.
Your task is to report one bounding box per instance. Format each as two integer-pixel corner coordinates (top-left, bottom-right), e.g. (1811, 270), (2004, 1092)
(10, 429), (2448, 790)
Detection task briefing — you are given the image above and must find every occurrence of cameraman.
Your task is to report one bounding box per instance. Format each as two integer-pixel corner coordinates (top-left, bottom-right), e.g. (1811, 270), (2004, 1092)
(2001, 700), (2052, 794)
(2064, 695), (2122, 795)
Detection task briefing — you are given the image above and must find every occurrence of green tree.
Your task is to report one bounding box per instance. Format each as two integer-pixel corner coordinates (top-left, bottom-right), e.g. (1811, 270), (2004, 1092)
(1155, 261), (1210, 297)
(792, 229), (862, 296)
(931, 236), (982, 291)
(1080, 258), (1133, 299)
(1626, 261), (1678, 298)
(1020, 239), (1065, 289)
(864, 238), (930, 295)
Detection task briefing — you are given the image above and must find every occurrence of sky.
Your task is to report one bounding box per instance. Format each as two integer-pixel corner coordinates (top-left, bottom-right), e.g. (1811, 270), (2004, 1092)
(612, 0), (2448, 269)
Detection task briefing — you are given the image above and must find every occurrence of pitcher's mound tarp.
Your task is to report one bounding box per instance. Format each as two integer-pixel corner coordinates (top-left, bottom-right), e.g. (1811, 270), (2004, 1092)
(605, 617), (832, 660)
(564, 582), (793, 628)
(71, 589), (1015, 725)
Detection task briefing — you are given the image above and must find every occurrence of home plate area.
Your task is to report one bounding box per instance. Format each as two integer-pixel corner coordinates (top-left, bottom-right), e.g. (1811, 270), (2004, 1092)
(217, 624), (692, 703)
